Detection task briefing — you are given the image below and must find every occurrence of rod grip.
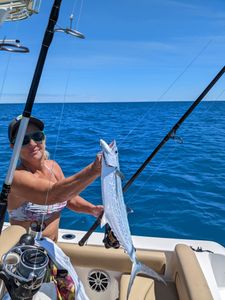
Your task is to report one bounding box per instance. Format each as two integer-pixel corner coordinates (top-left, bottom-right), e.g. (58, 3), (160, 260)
(78, 213), (103, 246)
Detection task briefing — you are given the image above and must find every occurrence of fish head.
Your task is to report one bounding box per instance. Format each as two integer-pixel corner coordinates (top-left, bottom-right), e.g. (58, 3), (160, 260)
(100, 139), (118, 168)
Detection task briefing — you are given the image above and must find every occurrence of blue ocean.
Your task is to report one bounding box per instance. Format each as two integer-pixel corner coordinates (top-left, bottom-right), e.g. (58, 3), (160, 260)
(0, 102), (225, 246)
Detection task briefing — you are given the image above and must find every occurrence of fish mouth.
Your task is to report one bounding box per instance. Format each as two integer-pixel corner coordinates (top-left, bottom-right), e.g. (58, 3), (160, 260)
(100, 139), (111, 153)
(100, 139), (114, 154)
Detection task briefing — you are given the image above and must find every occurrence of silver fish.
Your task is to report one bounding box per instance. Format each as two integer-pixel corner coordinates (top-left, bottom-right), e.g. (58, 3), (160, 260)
(100, 139), (165, 300)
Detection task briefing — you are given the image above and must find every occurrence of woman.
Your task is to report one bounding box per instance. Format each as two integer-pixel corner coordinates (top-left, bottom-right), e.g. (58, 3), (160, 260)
(7, 115), (103, 241)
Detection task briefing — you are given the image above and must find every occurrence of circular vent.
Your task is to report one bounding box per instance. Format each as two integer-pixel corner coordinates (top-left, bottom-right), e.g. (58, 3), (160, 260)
(88, 270), (110, 292)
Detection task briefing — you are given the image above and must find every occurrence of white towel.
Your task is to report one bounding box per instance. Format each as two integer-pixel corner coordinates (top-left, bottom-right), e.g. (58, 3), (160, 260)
(38, 237), (90, 300)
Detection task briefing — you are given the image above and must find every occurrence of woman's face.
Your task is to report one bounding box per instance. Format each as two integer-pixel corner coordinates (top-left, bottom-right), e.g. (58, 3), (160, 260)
(14, 124), (46, 163)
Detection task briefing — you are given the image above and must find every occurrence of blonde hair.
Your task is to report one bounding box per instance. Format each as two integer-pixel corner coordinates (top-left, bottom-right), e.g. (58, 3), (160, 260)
(42, 138), (50, 160)
(44, 150), (50, 160)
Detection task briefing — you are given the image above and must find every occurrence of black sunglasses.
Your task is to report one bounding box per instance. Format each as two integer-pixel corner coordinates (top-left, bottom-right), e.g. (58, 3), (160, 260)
(12, 131), (45, 146)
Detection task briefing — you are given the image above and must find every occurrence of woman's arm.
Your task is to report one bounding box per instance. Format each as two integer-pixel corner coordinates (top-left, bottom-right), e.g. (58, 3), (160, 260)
(10, 155), (101, 205)
(67, 195), (103, 217)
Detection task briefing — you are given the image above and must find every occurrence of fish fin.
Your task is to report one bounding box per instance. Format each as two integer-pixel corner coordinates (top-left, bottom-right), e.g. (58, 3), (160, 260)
(116, 169), (125, 180)
(137, 261), (166, 285)
(126, 206), (133, 214)
(100, 213), (107, 228)
(126, 260), (166, 300)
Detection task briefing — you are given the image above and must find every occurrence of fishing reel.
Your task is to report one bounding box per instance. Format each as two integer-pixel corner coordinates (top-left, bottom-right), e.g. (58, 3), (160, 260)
(103, 224), (120, 249)
(0, 234), (49, 300)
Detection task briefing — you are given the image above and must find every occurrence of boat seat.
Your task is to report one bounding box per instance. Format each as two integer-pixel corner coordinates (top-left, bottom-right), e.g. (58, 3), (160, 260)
(119, 275), (179, 300)
(119, 274), (155, 300)
(0, 225), (26, 261)
(173, 244), (213, 300)
(58, 243), (166, 274)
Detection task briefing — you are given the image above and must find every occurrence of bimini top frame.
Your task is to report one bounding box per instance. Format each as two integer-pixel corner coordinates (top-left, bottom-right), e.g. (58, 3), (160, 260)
(0, 0), (41, 22)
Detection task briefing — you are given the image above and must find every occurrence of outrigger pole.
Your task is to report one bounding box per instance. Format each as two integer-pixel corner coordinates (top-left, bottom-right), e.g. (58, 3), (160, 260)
(0, 0), (63, 234)
(79, 65), (225, 246)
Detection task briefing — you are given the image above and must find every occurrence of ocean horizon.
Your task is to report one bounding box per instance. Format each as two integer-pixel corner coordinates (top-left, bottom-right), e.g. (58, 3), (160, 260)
(0, 101), (225, 246)
(1, 99), (225, 104)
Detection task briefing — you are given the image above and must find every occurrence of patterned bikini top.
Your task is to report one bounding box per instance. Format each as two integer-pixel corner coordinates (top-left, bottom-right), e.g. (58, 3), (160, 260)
(8, 163), (67, 222)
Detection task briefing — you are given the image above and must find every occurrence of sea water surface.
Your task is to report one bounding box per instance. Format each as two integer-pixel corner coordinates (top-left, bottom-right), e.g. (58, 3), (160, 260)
(0, 102), (225, 246)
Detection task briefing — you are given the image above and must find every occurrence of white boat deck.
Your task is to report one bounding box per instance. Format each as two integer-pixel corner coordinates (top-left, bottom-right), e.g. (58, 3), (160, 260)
(3, 222), (225, 299)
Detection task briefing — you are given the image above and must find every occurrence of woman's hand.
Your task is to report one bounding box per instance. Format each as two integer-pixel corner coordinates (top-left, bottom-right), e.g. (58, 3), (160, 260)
(91, 153), (102, 175)
(91, 205), (104, 217)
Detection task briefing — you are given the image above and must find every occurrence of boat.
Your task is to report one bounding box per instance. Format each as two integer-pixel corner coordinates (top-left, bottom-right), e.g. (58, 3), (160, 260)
(1, 221), (225, 300)
(0, 1), (225, 300)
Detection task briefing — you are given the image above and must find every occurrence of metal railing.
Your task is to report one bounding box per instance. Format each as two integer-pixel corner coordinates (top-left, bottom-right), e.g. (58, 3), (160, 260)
(0, 0), (41, 21)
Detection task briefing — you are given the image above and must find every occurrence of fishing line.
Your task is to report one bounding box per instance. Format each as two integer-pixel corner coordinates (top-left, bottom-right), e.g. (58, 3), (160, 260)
(71, 0), (78, 15)
(0, 19), (20, 102)
(0, 4), (71, 295)
(216, 87), (225, 100)
(127, 82), (225, 207)
(32, 0), (79, 272)
(75, 0), (84, 29)
(4, 12), (76, 235)
(87, 40), (215, 202)
(108, 40), (214, 207)
(0, 51), (11, 103)
(186, 87), (225, 148)
(126, 141), (178, 206)
(198, 84), (225, 116)
(179, 74), (225, 144)
(38, 0), (87, 231)
(51, 0), (101, 205)
(117, 39), (213, 149)
(54, 0), (84, 32)
(126, 84), (225, 207)
(114, 39), (214, 203)
(38, 60), (73, 233)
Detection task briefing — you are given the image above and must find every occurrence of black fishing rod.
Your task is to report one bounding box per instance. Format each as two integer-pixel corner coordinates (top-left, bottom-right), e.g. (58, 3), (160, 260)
(78, 65), (225, 246)
(0, 0), (63, 234)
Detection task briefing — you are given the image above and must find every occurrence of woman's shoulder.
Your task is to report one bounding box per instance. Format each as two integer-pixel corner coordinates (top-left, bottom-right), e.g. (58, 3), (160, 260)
(45, 160), (64, 179)
(45, 159), (61, 170)
(13, 170), (32, 190)
(15, 167), (30, 176)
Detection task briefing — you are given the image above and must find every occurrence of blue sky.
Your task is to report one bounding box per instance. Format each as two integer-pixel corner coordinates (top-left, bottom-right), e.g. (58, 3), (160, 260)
(0, 0), (225, 103)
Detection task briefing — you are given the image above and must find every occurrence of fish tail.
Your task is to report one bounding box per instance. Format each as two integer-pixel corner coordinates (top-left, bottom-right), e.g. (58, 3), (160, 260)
(126, 260), (140, 300)
(126, 260), (166, 300)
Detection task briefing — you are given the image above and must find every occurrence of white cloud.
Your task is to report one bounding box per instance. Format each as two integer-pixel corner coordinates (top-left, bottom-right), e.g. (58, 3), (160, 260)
(166, 0), (225, 20)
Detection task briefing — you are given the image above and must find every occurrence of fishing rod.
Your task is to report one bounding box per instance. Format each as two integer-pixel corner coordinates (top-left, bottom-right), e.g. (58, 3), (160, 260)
(78, 65), (225, 246)
(0, 0), (63, 234)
